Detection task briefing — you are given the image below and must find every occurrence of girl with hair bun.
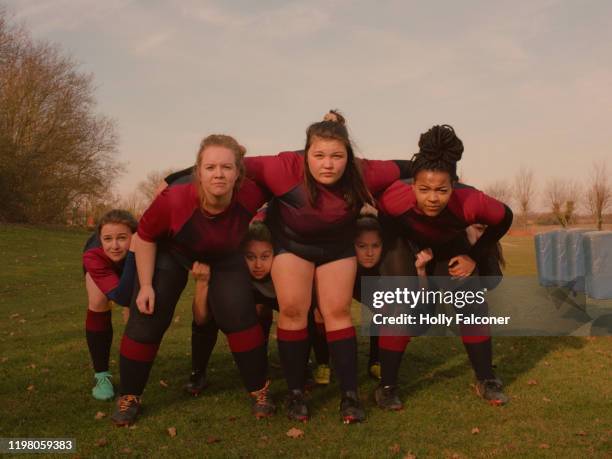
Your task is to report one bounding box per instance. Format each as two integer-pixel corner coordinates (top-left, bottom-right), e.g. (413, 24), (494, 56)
(111, 134), (275, 426)
(375, 124), (513, 411)
(243, 110), (414, 423)
(83, 209), (138, 401)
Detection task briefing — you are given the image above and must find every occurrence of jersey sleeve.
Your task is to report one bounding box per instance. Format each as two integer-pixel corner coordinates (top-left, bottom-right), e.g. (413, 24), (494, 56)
(237, 178), (271, 215)
(83, 249), (119, 296)
(459, 189), (513, 259)
(377, 180), (415, 217)
(359, 159), (401, 195)
(244, 151), (302, 196)
(137, 187), (174, 242)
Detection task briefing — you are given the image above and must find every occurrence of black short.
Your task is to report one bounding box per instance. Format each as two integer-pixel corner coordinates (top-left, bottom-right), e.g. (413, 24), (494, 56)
(274, 238), (355, 267)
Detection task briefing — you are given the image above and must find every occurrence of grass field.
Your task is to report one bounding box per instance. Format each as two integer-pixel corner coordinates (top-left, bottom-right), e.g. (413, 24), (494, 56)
(0, 225), (610, 458)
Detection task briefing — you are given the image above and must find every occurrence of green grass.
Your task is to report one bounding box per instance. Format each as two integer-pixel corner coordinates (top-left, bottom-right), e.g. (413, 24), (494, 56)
(0, 225), (610, 458)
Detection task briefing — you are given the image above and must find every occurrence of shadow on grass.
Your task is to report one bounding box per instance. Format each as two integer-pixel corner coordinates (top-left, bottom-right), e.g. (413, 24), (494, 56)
(398, 336), (586, 399)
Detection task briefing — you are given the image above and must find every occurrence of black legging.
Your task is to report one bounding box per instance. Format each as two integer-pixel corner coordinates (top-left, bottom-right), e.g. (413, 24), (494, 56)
(120, 250), (267, 395)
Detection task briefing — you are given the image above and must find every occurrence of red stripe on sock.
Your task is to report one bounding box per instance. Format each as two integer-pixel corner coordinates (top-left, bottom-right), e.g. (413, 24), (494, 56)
(86, 310), (112, 332)
(461, 335), (490, 344)
(227, 324), (265, 352)
(379, 335), (411, 352)
(326, 326), (356, 343)
(277, 327), (308, 342)
(120, 335), (159, 362)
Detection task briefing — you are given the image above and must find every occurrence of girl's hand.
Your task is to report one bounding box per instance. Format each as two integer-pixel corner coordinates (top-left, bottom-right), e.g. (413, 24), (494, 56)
(448, 255), (476, 278)
(136, 284), (155, 315)
(191, 261), (211, 284)
(415, 248), (433, 272)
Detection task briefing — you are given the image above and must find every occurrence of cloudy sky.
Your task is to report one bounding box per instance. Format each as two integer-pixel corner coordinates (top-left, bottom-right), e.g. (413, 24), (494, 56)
(4, 0), (612, 205)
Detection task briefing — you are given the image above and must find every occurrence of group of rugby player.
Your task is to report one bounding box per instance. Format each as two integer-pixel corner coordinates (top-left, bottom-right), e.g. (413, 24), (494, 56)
(81, 111), (512, 426)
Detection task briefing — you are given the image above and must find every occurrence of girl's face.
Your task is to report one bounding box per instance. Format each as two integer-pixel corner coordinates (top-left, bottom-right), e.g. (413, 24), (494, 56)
(306, 136), (348, 186)
(354, 230), (383, 268)
(198, 145), (239, 200)
(412, 170), (453, 217)
(244, 240), (274, 280)
(100, 223), (133, 263)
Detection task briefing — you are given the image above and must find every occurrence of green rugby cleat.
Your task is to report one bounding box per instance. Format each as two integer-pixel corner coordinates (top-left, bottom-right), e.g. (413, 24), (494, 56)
(92, 371), (114, 401)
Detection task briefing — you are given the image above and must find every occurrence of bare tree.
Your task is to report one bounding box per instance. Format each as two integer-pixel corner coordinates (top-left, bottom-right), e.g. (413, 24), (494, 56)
(137, 168), (175, 204)
(484, 179), (513, 205)
(513, 166), (537, 225)
(0, 9), (123, 223)
(543, 178), (580, 227)
(118, 190), (147, 218)
(586, 161), (612, 230)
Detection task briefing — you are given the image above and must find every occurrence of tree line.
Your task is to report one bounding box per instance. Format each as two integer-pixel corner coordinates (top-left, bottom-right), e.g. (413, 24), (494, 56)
(0, 8), (122, 223)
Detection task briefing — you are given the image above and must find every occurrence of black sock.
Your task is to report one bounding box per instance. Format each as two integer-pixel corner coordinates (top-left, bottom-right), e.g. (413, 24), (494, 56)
(311, 322), (330, 365)
(463, 338), (495, 380)
(226, 325), (268, 392)
(369, 335), (380, 365)
(118, 335), (159, 395)
(259, 313), (273, 349)
(191, 320), (218, 375)
(327, 327), (358, 393)
(85, 310), (113, 373)
(277, 327), (310, 391)
(231, 345), (268, 392)
(379, 335), (410, 387)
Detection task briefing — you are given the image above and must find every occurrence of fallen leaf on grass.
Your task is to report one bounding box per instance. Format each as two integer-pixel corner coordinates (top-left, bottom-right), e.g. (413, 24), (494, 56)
(10, 313), (20, 319)
(403, 453), (417, 459)
(539, 443), (550, 449)
(96, 438), (108, 447)
(174, 316), (181, 323)
(29, 363), (36, 369)
(159, 380), (168, 388)
(575, 431), (587, 436)
(260, 436), (269, 442)
(471, 427), (480, 435)
(286, 427), (304, 439)
(121, 448), (132, 454)
(19, 319), (26, 324)
(94, 411), (107, 420)
(389, 443), (401, 454)
(527, 379), (538, 386)
(206, 436), (221, 444)
(1, 357), (8, 363)
(26, 384), (35, 391)
(167, 427), (177, 438)
(542, 397), (551, 403)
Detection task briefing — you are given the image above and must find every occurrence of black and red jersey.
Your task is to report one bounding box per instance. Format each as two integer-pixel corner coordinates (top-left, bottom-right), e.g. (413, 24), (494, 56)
(378, 180), (513, 258)
(243, 151), (404, 244)
(82, 234), (135, 306)
(137, 179), (268, 262)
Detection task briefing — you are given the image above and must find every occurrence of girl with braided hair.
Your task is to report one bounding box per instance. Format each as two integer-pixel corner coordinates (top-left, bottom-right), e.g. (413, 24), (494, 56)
(375, 124), (513, 410)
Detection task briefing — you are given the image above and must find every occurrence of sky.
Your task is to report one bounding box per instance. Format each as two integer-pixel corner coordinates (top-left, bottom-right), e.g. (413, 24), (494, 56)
(4, 0), (612, 207)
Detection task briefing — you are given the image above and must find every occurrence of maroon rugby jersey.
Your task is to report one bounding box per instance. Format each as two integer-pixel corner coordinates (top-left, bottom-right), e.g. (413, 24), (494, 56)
(138, 179), (267, 261)
(378, 180), (512, 257)
(83, 244), (123, 295)
(244, 151), (401, 243)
